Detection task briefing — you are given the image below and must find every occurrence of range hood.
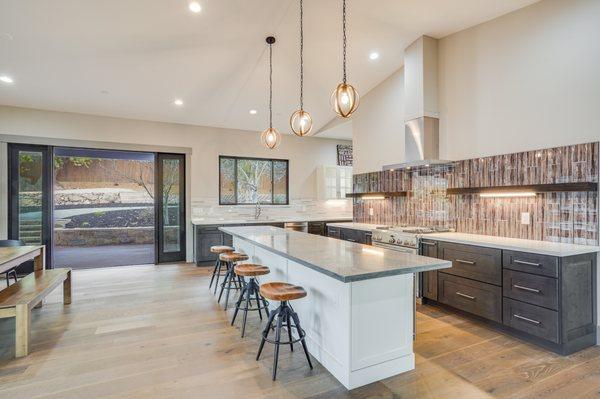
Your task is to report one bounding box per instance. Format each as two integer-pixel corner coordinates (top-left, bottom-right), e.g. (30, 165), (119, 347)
(383, 36), (450, 171)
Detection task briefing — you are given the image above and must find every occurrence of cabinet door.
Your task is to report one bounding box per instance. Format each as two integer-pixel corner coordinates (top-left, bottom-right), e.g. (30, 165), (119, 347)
(421, 240), (439, 300)
(327, 226), (340, 238)
(196, 229), (224, 264)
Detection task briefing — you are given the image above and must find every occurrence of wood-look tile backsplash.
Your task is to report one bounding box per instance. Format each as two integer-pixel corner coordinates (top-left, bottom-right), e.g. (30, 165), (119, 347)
(353, 142), (599, 245)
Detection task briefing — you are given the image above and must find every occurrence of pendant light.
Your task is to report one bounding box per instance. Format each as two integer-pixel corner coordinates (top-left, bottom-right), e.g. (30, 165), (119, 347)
(290, 0), (313, 136)
(331, 0), (359, 118)
(261, 36), (281, 149)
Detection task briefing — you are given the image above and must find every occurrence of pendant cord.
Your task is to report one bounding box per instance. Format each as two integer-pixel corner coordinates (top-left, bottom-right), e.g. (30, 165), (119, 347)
(299, 0), (304, 110)
(342, 0), (347, 84)
(269, 42), (273, 129)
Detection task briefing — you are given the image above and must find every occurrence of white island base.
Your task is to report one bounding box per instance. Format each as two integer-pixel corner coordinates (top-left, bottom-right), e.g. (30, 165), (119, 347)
(234, 237), (415, 390)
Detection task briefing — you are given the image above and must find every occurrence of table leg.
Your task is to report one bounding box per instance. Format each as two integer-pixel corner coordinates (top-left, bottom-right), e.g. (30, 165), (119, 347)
(64, 270), (72, 305)
(15, 304), (30, 358)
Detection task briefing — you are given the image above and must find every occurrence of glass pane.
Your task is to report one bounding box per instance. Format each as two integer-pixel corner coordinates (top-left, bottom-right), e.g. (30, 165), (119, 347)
(273, 161), (288, 204)
(162, 158), (180, 253)
(219, 158), (236, 204)
(237, 159), (272, 204)
(18, 151), (44, 245)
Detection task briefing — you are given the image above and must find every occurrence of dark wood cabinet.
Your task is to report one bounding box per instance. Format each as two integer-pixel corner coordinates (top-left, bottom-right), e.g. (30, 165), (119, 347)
(420, 239), (597, 355)
(327, 226), (340, 239)
(331, 227), (372, 245)
(420, 240), (439, 301)
(308, 221), (325, 236)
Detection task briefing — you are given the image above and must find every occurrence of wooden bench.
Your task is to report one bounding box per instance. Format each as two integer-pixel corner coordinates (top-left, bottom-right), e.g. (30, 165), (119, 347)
(0, 268), (72, 357)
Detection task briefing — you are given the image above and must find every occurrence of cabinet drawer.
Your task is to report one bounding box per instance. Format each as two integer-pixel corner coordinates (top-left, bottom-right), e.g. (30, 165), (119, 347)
(438, 242), (502, 285)
(503, 250), (558, 278)
(422, 271), (438, 301)
(503, 298), (559, 343)
(438, 273), (502, 323)
(340, 228), (366, 244)
(503, 269), (558, 310)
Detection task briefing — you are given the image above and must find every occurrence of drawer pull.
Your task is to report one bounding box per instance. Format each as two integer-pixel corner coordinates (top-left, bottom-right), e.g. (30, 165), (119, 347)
(346, 238), (357, 242)
(513, 314), (541, 325)
(456, 292), (476, 300)
(421, 241), (437, 246)
(514, 259), (541, 267)
(513, 284), (541, 294)
(456, 259), (476, 265)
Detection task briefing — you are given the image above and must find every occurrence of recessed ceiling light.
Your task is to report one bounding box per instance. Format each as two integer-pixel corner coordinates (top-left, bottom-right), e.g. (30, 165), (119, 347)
(249, 109), (258, 115)
(369, 52), (379, 60)
(173, 99), (184, 106)
(0, 75), (14, 84)
(188, 1), (201, 13)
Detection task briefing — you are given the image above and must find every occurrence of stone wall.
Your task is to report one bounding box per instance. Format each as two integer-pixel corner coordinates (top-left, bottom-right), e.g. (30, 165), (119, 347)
(54, 227), (154, 246)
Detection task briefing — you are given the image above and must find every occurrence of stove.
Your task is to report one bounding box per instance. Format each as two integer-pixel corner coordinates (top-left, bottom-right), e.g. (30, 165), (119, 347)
(371, 225), (452, 252)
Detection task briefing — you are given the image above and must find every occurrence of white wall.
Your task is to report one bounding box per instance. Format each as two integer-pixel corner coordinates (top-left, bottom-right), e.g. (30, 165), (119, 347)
(351, 68), (405, 174)
(0, 105), (350, 200)
(438, 0), (600, 160)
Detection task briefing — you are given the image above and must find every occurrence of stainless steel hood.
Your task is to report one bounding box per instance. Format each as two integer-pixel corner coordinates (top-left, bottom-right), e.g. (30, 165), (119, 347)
(383, 116), (449, 170)
(383, 36), (450, 171)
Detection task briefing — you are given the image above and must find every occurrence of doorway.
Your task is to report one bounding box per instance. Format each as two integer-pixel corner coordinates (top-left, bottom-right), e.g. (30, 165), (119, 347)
(7, 143), (187, 269)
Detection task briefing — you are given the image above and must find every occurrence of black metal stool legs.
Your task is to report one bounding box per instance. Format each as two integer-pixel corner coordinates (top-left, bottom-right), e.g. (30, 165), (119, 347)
(218, 262), (242, 309)
(209, 259), (221, 292)
(255, 301), (313, 381)
(231, 277), (269, 337)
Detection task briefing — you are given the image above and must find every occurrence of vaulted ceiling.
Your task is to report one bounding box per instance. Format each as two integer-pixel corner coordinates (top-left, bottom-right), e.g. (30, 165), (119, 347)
(0, 0), (539, 139)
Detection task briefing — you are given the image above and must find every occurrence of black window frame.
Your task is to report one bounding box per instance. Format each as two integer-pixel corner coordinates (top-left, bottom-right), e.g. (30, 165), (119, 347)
(219, 155), (289, 205)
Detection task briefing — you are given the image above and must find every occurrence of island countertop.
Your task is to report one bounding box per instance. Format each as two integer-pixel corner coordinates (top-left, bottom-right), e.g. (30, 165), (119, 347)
(220, 225), (451, 282)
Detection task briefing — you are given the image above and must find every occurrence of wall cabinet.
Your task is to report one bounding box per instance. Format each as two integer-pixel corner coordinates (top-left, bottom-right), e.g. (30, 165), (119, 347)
(420, 239), (596, 355)
(317, 165), (353, 200)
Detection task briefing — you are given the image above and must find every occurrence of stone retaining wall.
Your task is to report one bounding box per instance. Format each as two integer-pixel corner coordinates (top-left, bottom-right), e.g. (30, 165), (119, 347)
(55, 227), (154, 246)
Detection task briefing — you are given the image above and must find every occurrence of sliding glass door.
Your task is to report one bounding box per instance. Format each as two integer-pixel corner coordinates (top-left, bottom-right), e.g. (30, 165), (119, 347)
(156, 153), (186, 263)
(7, 144), (53, 269)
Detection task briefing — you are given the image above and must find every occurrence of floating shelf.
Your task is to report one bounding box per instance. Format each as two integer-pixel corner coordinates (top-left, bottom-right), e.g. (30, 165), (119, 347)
(346, 191), (407, 199)
(446, 182), (598, 195)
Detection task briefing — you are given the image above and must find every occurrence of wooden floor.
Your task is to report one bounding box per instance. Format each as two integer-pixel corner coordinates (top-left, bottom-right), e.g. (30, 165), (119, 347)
(1, 264), (599, 399)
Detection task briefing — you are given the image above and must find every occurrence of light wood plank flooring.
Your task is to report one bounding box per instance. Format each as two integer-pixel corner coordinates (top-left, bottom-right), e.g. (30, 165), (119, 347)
(1, 263), (599, 398)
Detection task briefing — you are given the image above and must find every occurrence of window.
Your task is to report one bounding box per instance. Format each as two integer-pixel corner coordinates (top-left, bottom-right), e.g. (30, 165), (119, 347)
(219, 156), (289, 205)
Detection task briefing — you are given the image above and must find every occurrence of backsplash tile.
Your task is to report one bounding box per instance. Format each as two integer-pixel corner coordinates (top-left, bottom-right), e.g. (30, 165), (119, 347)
(192, 197), (352, 222)
(353, 142), (599, 245)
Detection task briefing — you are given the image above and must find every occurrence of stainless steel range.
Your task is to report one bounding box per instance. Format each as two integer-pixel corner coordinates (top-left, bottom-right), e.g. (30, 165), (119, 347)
(371, 225), (451, 253)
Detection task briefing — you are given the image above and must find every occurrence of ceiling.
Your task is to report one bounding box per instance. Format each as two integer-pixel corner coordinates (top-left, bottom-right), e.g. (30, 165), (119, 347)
(0, 0), (539, 140)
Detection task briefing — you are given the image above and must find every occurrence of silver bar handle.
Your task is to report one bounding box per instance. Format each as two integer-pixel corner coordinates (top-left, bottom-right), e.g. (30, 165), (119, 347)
(456, 259), (476, 265)
(514, 259), (541, 267)
(456, 292), (475, 300)
(513, 284), (541, 294)
(421, 241), (437, 246)
(513, 314), (541, 325)
(346, 238), (357, 242)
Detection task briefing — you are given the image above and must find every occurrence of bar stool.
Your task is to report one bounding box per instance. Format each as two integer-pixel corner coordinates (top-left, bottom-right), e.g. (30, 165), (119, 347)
(218, 251), (249, 310)
(256, 282), (313, 380)
(231, 264), (270, 337)
(208, 245), (234, 294)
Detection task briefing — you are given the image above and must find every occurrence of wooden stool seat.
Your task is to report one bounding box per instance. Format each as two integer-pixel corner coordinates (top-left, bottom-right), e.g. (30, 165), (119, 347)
(210, 245), (234, 254)
(219, 252), (249, 263)
(260, 282), (307, 302)
(234, 264), (270, 277)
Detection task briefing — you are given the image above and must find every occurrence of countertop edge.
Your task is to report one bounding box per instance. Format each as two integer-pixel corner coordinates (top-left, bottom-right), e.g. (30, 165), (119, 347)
(221, 227), (452, 282)
(325, 222), (379, 232)
(425, 234), (600, 257)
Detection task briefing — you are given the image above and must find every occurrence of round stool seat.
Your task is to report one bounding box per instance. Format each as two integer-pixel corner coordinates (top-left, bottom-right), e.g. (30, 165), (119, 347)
(260, 282), (307, 301)
(219, 252), (249, 262)
(234, 264), (270, 277)
(210, 245), (235, 254)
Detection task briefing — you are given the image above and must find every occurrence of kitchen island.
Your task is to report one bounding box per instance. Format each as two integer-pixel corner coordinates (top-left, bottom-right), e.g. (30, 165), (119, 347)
(220, 225), (451, 389)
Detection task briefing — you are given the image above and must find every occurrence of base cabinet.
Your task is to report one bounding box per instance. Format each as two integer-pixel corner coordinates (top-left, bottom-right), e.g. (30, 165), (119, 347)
(420, 239), (597, 355)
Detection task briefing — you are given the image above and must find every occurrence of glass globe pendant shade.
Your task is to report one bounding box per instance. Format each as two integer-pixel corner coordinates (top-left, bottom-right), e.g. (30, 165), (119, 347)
(290, 109), (313, 137)
(331, 82), (359, 118)
(260, 127), (281, 149)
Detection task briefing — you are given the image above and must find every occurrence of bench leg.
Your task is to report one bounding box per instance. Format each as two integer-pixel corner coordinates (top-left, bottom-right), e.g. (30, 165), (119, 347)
(15, 304), (30, 358)
(64, 271), (72, 305)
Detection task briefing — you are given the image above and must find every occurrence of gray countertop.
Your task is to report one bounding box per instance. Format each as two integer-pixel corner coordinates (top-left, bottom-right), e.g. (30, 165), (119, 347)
(326, 222), (382, 232)
(425, 232), (599, 257)
(193, 216), (352, 226)
(220, 226), (451, 283)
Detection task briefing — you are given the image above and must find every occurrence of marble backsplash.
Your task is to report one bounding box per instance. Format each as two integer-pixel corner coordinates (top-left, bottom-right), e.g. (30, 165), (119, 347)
(353, 142), (599, 245)
(191, 197), (352, 222)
